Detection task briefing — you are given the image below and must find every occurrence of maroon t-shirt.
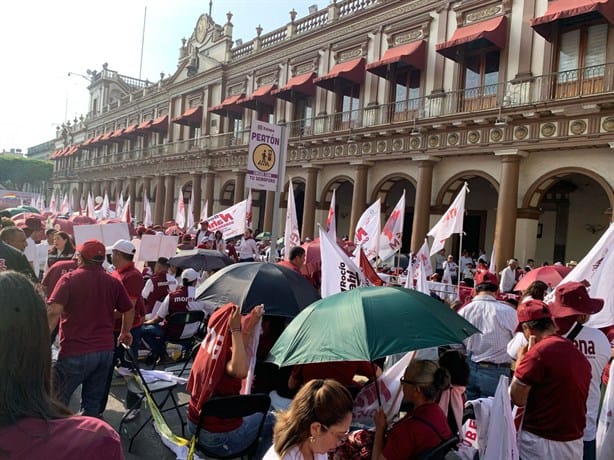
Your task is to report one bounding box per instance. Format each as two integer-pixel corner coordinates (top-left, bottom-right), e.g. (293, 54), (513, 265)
(514, 335), (591, 441)
(111, 262), (145, 330)
(48, 264), (133, 358)
(0, 416), (123, 459)
(382, 402), (453, 460)
(41, 259), (77, 296)
(164, 285), (191, 338)
(144, 271), (172, 313)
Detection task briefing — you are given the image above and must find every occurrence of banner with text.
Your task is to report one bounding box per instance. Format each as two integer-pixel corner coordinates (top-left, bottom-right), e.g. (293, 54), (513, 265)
(205, 200), (247, 240)
(246, 121), (286, 192)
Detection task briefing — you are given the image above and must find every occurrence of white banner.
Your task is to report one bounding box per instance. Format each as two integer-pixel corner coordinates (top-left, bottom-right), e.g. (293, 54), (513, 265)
(415, 238), (433, 277)
(187, 192), (194, 230)
(120, 196), (131, 223)
(284, 180), (301, 260)
(326, 188), (337, 241)
(427, 183), (468, 255)
(597, 362), (614, 459)
(246, 121), (286, 192)
(205, 200), (248, 240)
(73, 222), (131, 246)
(101, 192), (111, 219)
(354, 199), (381, 261)
(87, 192), (96, 220)
(143, 193), (153, 228)
(136, 234), (179, 261)
(175, 194), (186, 229)
(320, 227), (365, 297)
(379, 191), (405, 261)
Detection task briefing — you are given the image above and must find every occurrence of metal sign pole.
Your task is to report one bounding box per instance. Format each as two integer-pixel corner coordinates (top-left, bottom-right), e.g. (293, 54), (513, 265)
(268, 126), (287, 262)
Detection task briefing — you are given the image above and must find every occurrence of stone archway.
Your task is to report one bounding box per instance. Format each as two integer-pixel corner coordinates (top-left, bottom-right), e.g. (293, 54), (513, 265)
(220, 180), (235, 207)
(320, 176), (354, 238)
(284, 179), (306, 233)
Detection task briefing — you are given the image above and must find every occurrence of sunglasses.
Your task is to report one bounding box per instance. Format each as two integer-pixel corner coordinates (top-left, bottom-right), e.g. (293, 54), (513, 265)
(321, 424), (350, 442)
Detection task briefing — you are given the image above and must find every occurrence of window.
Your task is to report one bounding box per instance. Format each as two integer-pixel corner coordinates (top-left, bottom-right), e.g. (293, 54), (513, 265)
(556, 23), (607, 97)
(391, 68), (421, 121)
(462, 50), (500, 111)
(294, 96), (313, 135)
(335, 85), (360, 130)
(231, 117), (244, 145)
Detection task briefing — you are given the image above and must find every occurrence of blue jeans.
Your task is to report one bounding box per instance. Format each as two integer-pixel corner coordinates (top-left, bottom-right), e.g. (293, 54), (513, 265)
(140, 323), (165, 358)
(188, 411), (274, 459)
(466, 360), (511, 400)
(53, 350), (114, 416)
(584, 439), (595, 460)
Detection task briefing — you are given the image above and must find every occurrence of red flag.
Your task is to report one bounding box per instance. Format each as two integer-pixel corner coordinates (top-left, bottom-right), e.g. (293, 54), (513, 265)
(359, 246), (384, 286)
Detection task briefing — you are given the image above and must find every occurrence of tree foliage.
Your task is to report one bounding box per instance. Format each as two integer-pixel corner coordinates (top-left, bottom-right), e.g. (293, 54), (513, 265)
(0, 155), (53, 190)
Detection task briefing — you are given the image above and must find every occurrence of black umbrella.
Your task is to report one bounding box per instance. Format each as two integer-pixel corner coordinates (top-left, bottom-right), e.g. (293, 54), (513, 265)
(195, 262), (320, 317)
(168, 249), (234, 272)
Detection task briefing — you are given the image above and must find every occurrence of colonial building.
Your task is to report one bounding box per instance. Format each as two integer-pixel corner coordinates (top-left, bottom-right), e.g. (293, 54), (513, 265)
(51, 0), (614, 269)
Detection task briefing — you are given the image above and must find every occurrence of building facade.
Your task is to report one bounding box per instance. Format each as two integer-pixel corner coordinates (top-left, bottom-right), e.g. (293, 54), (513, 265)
(51, 0), (614, 269)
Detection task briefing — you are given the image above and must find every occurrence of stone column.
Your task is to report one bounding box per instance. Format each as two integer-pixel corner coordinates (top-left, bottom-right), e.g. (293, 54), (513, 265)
(234, 170), (246, 203)
(192, 172), (202, 223)
(93, 181), (102, 198)
(349, 162), (372, 240)
(301, 165), (320, 239)
(203, 171), (215, 217)
(493, 149), (526, 271)
(128, 177), (137, 215)
(513, 0), (536, 79)
(82, 181), (91, 201)
(76, 182), (84, 211)
(410, 156), (439, 253)
(263, 190), (275, 232)
(115, 179), (123, 200)
(163, 174), (176, 223)
(154, 175), (165, 225)
(103, 180), (112, 197)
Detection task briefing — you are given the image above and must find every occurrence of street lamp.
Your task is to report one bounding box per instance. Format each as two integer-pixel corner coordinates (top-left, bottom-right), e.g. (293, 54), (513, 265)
(67, 70), (93, 82)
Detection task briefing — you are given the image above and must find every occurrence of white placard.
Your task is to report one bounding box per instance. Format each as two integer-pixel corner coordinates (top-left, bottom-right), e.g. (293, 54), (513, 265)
(137, 234), (179, 261)
(246, 121), (286, 192)
(73, 223), (131, 246)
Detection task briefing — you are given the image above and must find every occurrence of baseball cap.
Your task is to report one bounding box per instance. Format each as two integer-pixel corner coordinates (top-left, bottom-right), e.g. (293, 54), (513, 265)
(515, 299), (552, 332)
(181, 268), (199, 282)
(76, 239), (106, 262)
(156, 257), (170, 266)
(548, 281), (604, 318)
(108, 239), (136, 255)
(474, 271), (499, 287)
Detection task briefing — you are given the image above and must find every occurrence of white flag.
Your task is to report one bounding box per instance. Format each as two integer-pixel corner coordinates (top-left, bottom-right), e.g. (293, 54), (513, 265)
(87, 192), (97, 220)
(187, 192), (195, 230)
(489, 247), (496, 273)
(246, 189), (253, 230)
(597, 362), (614, 458)
(558, 223), (614, 329)
(206, 200), (248, 240)
(427, 183), (469, 255)
(175, 194), (186, 229)
(320, 227), (366, 297)
(60, 194), (70, 215)
(284, 180), (301, 260)
(143, 194), (153, 228)
(101, 192), (110, 219)
(49, 191), (57, 213)
(201, 199), (209, 222)
(415, 239), (433, 277)
(354, 199), (381, 261)
(116, 191), (124, 219)
(415, 256), (430, 295)
(326, 188), (337, 241)
(120, 196), (131, 224)
(405, 254), (414, 289)
(379, 191), (405, 260)
(29, 196), (36, 207)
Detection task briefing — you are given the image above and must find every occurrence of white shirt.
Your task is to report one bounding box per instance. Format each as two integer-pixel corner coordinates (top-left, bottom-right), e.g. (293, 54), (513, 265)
(156, 286), (207, 339)
(459, 294), (518, 364)
(263, 446), (328, 460)
(24, 237), (40, 275)
(499, 266), (516, 292)
(37, 241), (49, 274)
(238, 237), (259, 259)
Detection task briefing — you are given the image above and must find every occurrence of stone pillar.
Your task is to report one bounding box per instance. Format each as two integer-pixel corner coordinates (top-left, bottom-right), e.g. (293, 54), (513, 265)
(76, 182), (84, 211)
(82, 181), (91, 201)
(192, 172), (202, 223)
(128, 177), (137, 215)
(493, 149), (526, 272)
(154, 175), (165, 225)
(234, 170), (246, 203)
(163, 174), (176, 223)
(115, 179), (123, 200)
(349, 162), (372, 240)
(301, 165), (320, 239)
(263, 190), (275, 232)
(93, 181), (101, 198)
(103, 180), (112, 197)
(204, 171), (215, 217)
(514, 0), (536, 79)
(410, 156), (438, 253)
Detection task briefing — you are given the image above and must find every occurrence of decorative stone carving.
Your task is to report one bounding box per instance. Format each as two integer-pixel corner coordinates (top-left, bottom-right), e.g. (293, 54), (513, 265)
(514, 126), (528, 140)
(377, 141), (387, 153)
(393, 138), (404, 151)
(602, 116), (614, 132)
(465, 6), (502, 24)
(448, 133), (459, 145)
(468, 131), (480, 144)
(570, 120), (587, 135)
(490, 128), (503, 142)
(541, 123), (556, 137)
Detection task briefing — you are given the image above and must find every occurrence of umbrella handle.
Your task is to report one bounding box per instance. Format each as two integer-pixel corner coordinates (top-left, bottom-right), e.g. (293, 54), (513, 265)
(372, 362), (382, 407)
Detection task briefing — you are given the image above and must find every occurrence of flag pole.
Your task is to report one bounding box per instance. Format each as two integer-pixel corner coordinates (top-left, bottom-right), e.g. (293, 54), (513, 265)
(457, 231), (464, 301)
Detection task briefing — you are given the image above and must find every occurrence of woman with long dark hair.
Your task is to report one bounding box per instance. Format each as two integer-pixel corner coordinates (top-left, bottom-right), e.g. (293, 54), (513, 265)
(0, 271), (123, 459)
(47, 231), (75, 267)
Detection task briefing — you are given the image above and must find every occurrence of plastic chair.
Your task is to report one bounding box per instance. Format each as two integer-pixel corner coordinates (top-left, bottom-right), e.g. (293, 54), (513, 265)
(118, 343), (186, 452)
(193, 393), (271, 460)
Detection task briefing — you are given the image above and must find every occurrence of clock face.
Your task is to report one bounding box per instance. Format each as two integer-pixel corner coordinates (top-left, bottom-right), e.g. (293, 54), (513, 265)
(196, 17), (207, 42)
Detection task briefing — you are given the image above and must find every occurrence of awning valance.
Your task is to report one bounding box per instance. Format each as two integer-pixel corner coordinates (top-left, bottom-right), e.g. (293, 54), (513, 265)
(314, 58), (366, 92)
(122, 124), (138, 136)
(531, 0), (614, 40)
(149, 115), (169, 132)
(208, 94), (245, 118)
(172, 106), (203, 127)
(436, 16), (508, 62)
(366, 41), (426, 78)
(239, 84), (277, 112)
(272, 72), (316, 101)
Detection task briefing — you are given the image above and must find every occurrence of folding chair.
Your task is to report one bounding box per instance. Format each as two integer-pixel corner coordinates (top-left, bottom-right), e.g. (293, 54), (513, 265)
(119, 343), (186, 452)
(193, 393), (271, 460)
(165, 341), (201, 379)
(163, 310), (206, 359)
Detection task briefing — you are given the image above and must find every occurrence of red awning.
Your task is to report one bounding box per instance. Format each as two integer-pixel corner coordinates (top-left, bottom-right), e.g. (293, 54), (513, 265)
(172, 106), (203, 127)
(436, 16), (508, 61)
(109, 129), (125, 140)
(56, 147), (69, 158)
(272, 72), (316, 101)
(531, 0), (614, 39)
(239, 84), (278, 112)
(81, 137), (93, 147)
(66, 146), (80, 157)
(89, 134), (103, 146)
(366, 41), (426, 78)
(208, 94), (245, 117)
(49, 149), (61, 159)
(150, 115), (169, 132)
(123, 124), (138, 136)
(314, 58), (366, 92)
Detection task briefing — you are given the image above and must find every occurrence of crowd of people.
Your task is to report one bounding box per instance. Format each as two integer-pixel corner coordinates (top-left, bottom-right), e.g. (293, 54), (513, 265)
(0, 211), (613, 460)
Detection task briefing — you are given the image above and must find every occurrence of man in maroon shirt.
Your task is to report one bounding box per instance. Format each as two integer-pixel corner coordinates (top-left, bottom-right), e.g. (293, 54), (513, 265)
(47, 239), (134, 416)
(142, 256), (174, 315)
(510, 299), (591, 459)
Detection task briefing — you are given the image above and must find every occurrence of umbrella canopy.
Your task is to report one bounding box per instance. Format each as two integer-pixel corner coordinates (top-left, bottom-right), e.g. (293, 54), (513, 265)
(268, 286), (480, 366)
(300, 237), (353, 275)
(514, 265), (573, 292)
(195, 262), (320, 317)
(256, 231), (272, 240)
(69, 215), (97, 225)
(169, 249), (234, 272)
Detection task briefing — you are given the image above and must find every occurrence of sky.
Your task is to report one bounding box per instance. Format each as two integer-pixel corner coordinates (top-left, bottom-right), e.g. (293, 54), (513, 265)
(0, 0), (319, 152)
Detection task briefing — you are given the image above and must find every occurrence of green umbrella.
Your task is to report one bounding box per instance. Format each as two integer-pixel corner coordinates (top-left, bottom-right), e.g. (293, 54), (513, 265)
(268, 286), (480, 366)
(256, 231), (272, 240)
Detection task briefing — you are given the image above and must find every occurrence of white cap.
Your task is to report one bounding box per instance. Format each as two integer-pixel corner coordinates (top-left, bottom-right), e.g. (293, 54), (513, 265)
(181, 268), (199, 282)
(108, 239), (136, 255)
